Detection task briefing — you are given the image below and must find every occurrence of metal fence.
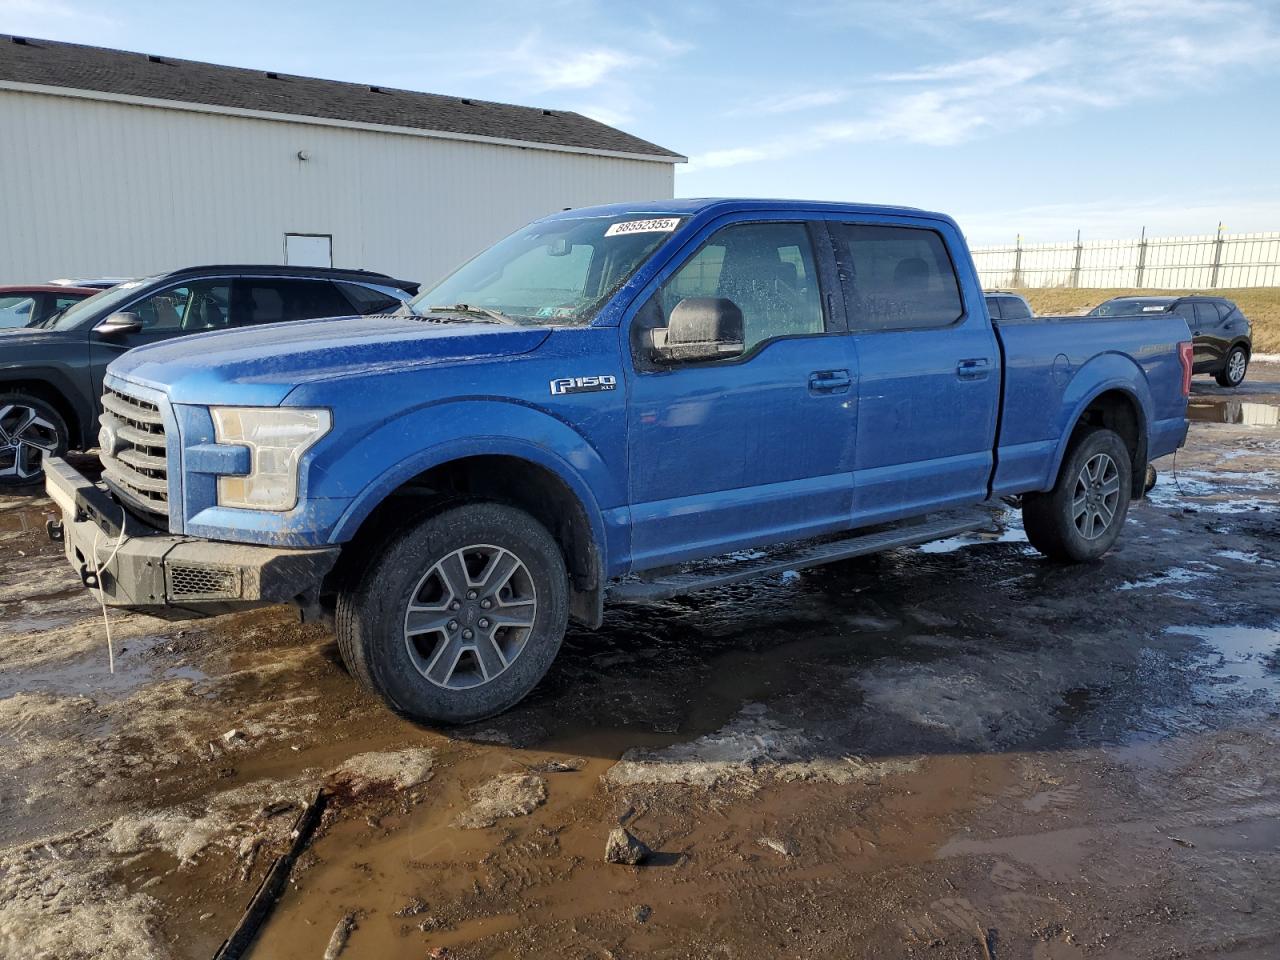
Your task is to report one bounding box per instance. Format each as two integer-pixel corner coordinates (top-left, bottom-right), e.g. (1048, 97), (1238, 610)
(970, 227), (1280, 290)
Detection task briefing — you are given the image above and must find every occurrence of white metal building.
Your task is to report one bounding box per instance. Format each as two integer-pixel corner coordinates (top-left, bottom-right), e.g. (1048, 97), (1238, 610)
(0, 35), (683, 286)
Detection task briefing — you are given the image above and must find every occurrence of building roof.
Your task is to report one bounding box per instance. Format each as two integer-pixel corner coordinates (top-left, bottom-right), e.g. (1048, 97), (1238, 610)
(0, 34), (684, 162)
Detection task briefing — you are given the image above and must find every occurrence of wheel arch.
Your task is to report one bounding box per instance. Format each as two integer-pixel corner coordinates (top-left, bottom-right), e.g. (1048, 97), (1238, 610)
(1050, 376), (1150, 500)
(0, 373), (86, 448)
(329, 442), (609, 628)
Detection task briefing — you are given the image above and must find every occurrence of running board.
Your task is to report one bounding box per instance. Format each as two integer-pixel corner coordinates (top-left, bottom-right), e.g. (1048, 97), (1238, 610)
(606, 508), (998, 604)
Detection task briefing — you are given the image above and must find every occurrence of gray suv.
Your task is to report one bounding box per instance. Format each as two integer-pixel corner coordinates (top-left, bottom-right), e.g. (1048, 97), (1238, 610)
(0, 265), (416, 487)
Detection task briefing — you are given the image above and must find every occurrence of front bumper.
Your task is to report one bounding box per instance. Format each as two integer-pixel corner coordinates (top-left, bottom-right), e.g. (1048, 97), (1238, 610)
(45, 457), (341, 619)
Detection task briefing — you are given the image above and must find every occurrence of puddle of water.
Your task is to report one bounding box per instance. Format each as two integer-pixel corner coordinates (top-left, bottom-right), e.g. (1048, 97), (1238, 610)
(1188, 399), (1280, 426)
(1165, 624), (1280, 698)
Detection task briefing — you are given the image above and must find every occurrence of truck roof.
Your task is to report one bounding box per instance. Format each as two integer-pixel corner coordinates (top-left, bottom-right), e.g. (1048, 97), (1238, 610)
(543, 197), (942, 222)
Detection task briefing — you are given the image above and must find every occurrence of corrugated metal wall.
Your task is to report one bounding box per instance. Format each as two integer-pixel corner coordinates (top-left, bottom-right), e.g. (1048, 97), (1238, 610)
(971, 230), (1280, 289)
(0, 90), (676, 286)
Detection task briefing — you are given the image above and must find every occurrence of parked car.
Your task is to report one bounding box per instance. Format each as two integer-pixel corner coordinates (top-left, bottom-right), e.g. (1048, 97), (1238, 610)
(45, 199), (1190, 724)
(0, 284), (99, 329)
(0, 265), (417, 486)
(984, 290), (1034, 320)
(1089, 295), (1252, 387)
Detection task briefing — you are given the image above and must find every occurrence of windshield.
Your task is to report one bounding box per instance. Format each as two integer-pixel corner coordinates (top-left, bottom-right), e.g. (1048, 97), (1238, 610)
(1089, 298), (1172, 317)
(409, 215), (682, 325)
(42, 279), (152, 330)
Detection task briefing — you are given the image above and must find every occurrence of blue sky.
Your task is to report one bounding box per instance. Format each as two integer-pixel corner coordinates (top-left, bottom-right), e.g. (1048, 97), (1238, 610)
(5, 0), (1279, 244)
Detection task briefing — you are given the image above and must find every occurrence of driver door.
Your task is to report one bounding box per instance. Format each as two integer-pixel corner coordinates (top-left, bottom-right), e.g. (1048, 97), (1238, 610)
(89, 280), (231, 408)
(624, 219), (857, 571)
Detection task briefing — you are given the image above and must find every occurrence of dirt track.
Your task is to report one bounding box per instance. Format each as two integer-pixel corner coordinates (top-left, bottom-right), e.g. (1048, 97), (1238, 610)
(2, 367), (1278, 960)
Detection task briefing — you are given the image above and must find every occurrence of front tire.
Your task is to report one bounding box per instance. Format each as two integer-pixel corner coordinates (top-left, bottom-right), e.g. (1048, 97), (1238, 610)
(1022, 427), (1132, 563)
(1215, 346), (1248, 387)
(336, 502), (569, 725)
(0, 393), (68, 489)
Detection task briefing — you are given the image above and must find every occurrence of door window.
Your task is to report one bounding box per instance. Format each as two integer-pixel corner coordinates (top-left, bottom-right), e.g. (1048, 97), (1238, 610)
(129, 281), (231, 331)
(1193, 302), (1220, 327)
(829, 223), (964, 331)
(235, 279), (354, 325)
(654, 222), (824, 355)
(1001, 296), (1031, 320)
(1171, 302), (1196, 323)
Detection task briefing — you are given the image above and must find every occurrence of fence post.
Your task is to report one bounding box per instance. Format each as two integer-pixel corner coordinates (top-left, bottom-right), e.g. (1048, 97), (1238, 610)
(1012, 234), (1023, 288)
(1210, 221), (1225, 288)
(1071, 229), (1083, 288)
(1135, 226), (1147, 289)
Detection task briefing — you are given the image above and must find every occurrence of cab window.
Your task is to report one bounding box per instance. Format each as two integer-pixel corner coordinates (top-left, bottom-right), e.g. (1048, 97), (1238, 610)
(829, 223), (964, 331)
(653, 222), (824, 355)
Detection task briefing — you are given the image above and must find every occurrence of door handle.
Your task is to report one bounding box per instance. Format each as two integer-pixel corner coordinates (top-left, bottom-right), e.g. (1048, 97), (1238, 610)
(809, 369), (852, 394)
(956, 358), (991, 380)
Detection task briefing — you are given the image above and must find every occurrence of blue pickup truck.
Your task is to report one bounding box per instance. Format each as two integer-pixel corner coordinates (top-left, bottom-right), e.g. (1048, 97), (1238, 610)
(45, 199), (1192, 723)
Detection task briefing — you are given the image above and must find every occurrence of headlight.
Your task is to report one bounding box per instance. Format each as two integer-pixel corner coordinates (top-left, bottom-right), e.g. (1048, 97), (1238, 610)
(210, 407), (331, 511)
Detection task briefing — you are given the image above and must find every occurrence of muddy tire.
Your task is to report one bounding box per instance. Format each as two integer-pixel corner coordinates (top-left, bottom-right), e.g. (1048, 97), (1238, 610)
(1215, 346), (1248, 387)
(1022, 427), (1132, 564)
(336, 502), (569, 725)
(0, 392), (68, 489)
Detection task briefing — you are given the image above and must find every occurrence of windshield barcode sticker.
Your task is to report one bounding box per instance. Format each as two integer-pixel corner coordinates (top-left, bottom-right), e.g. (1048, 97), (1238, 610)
(605, 218), (681, 237)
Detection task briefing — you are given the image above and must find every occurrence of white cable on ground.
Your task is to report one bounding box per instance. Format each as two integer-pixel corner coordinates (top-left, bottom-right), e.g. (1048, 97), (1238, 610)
(89, 505), (129, 674)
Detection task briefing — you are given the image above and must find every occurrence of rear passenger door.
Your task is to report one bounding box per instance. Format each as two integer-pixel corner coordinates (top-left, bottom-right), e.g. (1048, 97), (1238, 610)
(231, 278), (356, 327)
(826, 218), (1001, 525)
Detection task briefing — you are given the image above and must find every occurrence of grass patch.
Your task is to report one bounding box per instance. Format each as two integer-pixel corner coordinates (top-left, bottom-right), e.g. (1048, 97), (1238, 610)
(1011, 287), (1280, 354)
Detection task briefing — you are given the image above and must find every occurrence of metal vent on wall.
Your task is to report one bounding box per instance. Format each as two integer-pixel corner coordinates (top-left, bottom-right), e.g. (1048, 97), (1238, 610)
(166, 563), (241, 601)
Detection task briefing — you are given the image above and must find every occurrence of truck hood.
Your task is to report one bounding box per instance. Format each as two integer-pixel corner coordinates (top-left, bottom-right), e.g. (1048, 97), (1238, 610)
(111, 315), (552, 406)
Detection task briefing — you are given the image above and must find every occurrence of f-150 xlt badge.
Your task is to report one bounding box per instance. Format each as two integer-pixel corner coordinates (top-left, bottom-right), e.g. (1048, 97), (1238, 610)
(549, 375), (618, 396)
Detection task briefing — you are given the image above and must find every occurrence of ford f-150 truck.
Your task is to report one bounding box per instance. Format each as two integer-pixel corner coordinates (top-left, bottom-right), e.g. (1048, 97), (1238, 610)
(44, 199), (1192, 724)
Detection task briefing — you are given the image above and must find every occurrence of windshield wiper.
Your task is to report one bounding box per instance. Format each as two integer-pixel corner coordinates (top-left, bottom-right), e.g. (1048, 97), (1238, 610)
(423, 303), (516, 325)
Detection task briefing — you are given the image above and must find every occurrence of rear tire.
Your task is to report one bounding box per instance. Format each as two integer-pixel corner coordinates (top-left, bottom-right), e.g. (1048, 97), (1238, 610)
(336, 502), (569, 725)
(1022, 427), (1132, 563)
(1215, 346), (1248, 387)
(0, 392), (68, 489)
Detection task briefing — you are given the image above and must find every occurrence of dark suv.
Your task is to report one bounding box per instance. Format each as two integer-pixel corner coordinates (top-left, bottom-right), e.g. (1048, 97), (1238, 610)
(1088, 295), (1252, 387)
(984, 290), (1034, 320)
(0, 265), (417, 487)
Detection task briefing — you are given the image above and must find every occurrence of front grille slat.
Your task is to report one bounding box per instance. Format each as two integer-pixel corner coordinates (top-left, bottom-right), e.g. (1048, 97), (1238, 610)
(101, 390), (164, 425)
(99, 385), (169, 519)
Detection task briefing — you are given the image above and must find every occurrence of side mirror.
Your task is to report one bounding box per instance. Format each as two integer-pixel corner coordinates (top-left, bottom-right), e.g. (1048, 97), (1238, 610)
(94, 312), (142, 337)
(651, 297), (744, 363)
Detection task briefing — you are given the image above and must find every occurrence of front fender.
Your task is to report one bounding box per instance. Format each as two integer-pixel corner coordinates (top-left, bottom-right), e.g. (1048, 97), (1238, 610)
(324, 399), (619, 557)
(1044, 353), (1154, 489)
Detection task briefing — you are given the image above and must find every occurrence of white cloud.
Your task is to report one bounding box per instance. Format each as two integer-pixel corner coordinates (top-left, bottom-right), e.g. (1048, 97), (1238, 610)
(688, 0), (1280, 170)
(0, 0), (116, 36)
(730, 89), (849, 117)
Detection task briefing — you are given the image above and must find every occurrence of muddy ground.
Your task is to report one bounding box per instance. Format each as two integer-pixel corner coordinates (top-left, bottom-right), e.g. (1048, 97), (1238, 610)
(2, 366), (1279, 960)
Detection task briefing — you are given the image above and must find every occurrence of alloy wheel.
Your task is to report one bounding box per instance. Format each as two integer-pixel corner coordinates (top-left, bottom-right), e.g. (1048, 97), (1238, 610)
(1228, 349), (1247, 384)
(0, 403), (60, 482)
(402, 544), (538, 690)
(1071, 452), (1120, 540)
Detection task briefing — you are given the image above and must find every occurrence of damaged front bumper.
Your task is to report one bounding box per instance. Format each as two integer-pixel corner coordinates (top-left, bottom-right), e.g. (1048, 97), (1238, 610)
(44, 457), (340, 619)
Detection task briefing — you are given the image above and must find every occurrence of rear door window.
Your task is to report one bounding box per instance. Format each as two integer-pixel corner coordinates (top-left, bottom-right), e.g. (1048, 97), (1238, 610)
(828, 223), (964, 331)
(235, 279), (354, 325)
(1194, 302), (1220, 327)
(1001, 297), (1031, 320)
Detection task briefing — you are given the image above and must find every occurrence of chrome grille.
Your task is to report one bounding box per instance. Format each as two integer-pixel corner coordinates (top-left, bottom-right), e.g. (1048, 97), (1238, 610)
(99, 385), (169, 518)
